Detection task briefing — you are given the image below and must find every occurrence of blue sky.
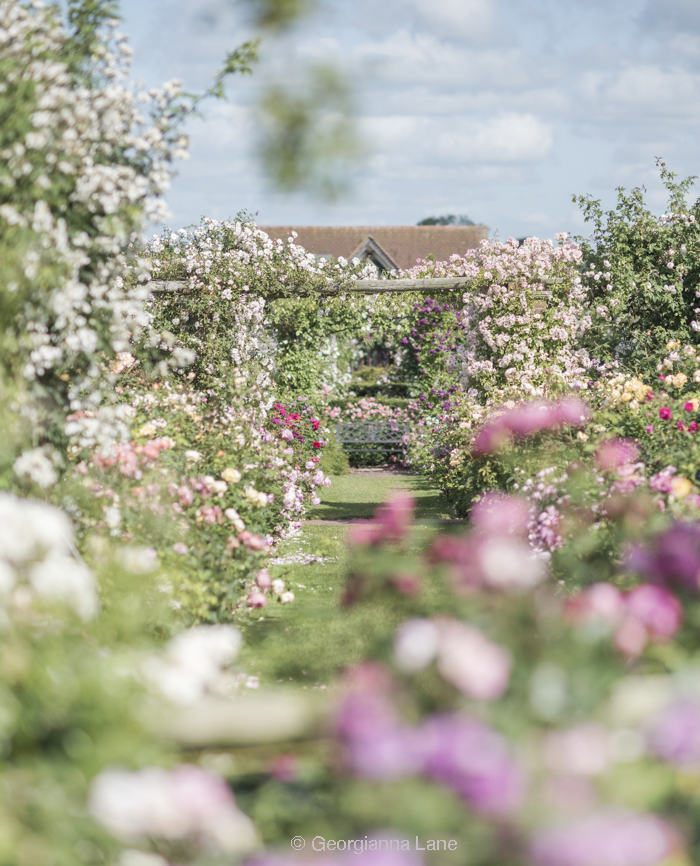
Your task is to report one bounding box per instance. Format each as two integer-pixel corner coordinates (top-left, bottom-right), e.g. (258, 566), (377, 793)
(119, 0), (700, 241)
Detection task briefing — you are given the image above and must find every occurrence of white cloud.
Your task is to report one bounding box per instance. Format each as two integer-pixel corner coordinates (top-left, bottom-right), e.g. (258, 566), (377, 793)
(120, 0), (700, 242)
(351, 31), (536, 89)
(434, 113), (553, 163)
(364, 113), (552, 166)
(402, 0), (494, 40)
(579, 65), (700, 119)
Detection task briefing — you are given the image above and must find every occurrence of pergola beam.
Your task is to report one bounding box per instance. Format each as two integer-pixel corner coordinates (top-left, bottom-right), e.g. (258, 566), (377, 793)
(145, 276), (566, 295)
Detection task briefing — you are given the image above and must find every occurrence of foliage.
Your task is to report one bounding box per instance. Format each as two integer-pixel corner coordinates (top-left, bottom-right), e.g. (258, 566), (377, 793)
(257, 64), (361, 200)
(574, 159), (700, 375)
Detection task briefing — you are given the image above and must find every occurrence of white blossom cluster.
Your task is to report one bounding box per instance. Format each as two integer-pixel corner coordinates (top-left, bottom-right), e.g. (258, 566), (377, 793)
(0, 492), (98, 620)
(149, 219), (337, 290)
(148, 218), (376, 395)
(141, 624), (243, 705)
(89, 763), (259, 854)
(0, 0), (188, 456)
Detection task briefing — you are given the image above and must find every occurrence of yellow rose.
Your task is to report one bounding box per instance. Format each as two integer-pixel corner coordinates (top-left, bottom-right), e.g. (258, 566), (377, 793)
(222, 467), (242, 484)
(671, 477), (693, 499)
(137, 422), (157, 438)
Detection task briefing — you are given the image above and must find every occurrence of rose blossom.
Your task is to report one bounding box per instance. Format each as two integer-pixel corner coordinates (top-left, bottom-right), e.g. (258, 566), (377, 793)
(89, 765), (258, 853)
(247, 592), (267, 608)
(436, 621), (511, 701)
(650, 700), (700, 766)
(531, 809), (672, 866)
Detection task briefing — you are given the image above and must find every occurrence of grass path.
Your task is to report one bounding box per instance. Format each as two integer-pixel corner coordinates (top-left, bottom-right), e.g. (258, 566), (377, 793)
(306, 469), (453, 522)
(238, 471), (453, 685)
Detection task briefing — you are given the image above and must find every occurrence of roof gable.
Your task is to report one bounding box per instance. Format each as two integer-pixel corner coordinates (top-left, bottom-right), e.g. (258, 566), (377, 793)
(257, 225), (488, 270)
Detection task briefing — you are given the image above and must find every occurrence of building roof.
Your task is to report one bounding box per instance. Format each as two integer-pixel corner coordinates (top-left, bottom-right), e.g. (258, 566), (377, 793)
(257, 225), (488, 271)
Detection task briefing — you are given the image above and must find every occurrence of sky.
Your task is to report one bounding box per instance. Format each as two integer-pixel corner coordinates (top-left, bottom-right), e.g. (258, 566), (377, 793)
(119, 0), (700, 241)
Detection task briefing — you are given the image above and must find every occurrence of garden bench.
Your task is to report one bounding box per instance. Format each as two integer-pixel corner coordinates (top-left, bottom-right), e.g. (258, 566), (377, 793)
(335, 421), (409, 455)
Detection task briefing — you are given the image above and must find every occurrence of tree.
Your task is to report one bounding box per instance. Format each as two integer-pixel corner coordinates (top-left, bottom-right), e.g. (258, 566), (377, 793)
(417, 214), (476, 226)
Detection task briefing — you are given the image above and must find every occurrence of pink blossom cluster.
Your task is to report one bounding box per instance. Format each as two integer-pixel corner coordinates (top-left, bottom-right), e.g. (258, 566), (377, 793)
(404, 237), (591, 399)
(600, 441), (647, 496)
(348, 490), (415, 547)
(648, 465), (677, 494)
(91, 436), (175, 479)
(472, 398), (590, 455)
(335, 663), (523, 816)
(247, 568), (295, 608)
(431, 493), (549, 591)
(394, 617), (511, 700)
(566, 582), (682, 656)
(279, 465), (330, 517)
(531, 809), (673, 866)
(325, 398), (411, 423)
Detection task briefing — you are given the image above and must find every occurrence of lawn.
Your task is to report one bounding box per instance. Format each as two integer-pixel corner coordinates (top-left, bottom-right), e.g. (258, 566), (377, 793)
(238, 471), (455, 685)
(306, 470), (453, 522)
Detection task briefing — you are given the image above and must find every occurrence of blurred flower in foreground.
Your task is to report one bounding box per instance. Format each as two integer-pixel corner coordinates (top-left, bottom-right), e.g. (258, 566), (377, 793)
(393, 618), (511, 700)
(649, 700), (700, 767)
(335, 664), (523, 814)
(595, 438), (640, 472)
(89, 764), (259, 853)
(347, 491), (415, 547)
(471, 398), (590, 456)
(566, 582), (682, 656)
(142, 625), (242, 705)
(436, 621), (511, 700)
(530, 809), (673, 866)
(0, 492), (98, 619)
(626, 522), (700, 592)
(430, 494), (547, 592)
(421, 713), (524, 815)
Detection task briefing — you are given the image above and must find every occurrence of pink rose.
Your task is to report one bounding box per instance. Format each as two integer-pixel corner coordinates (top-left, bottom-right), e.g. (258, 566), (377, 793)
(247, 592), (267, 608)
(256, 569), (272, 589)
(437, 622), (511, 701)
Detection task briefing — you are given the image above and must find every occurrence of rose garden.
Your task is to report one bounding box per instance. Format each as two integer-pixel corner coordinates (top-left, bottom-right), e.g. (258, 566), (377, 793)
(5, 3), (700, 866)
